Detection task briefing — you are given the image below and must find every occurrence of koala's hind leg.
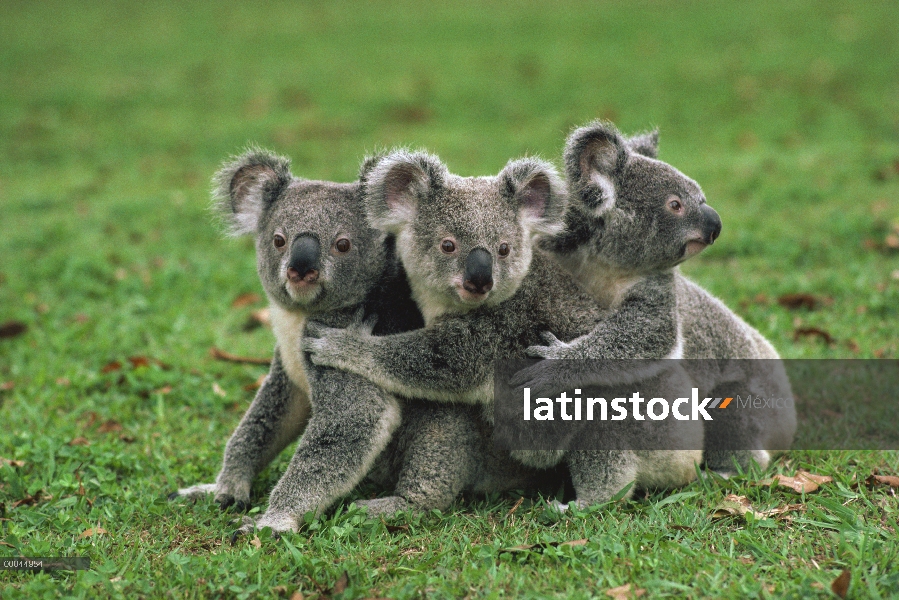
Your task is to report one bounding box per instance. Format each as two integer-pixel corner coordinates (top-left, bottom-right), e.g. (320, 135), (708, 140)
(171, 351), (310, 510)
(247, 368), (402, 533)
(564, 450), (640, 509)
(358, 403), (480, 517)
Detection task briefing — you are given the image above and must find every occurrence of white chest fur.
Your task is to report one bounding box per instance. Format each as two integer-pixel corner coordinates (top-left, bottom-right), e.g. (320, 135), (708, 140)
(554, 251), (639, 309)
(268, 303), (310, 395)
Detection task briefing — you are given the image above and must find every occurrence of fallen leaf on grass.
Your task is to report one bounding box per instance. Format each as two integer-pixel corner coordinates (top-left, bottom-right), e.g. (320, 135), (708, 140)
(119, 434), (136, 443)
(250, 535), (261, 549)
(1, 457), (25, 468)
(244, 308), (272, 331)
(232, 293), (261, 308)
(711, 494), (805, 520)
(831, 569), (851, 599)
(793, 327), (835, 345)
(12, 490), (52, 508)
(605, 583), (646, 599)
(101, 361), (122, 374)
(80, 527), (108, 538)
(69, 437), (91, 446)
(0, 321), (27, 339)
(330, 571), (349, 596)
(97, 419), (122, 433)
(289, 591), (304, 600)
(243, 374), (267, 391)
(210, 347), (272, 365)
(212, 383), (227, 398)
(154, 385), (173, 395)
(777, 293), (819, 310)
(761, 470), (832, 493)
(865, 474), (899, 489)
(0, 381), (13, 391)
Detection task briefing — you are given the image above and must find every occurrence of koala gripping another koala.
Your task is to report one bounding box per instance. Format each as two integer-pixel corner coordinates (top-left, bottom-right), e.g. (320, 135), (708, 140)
(305, 151), (703, 511)
(514, 121), (796, 474)
(171, 149), (429, 533)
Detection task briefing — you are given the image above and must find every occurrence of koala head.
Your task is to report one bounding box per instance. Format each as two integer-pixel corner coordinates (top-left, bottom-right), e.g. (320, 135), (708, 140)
(559, 121), (721, 274)
(214, 148), (388, 314)
(363, 150), (566, 321)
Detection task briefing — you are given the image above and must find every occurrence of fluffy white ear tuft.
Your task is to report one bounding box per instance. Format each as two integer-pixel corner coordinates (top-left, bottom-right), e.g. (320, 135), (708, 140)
(212, 147), (293, 236)
(564, 121), (627, 214)
(501, 158), (568, 237)
(364, 150), (447, 233)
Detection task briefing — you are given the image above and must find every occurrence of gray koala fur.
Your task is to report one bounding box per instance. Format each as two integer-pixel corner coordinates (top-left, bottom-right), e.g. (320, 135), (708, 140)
(304, 150), (703, 512)
(515, 121), (796, 474)
(171, 149), (437, 533)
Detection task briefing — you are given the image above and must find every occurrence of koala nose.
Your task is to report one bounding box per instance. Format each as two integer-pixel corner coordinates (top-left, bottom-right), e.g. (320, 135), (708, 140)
(287, 235), (320, 283)
(700, 204), (722, 245)
(463, 247), (494, 295)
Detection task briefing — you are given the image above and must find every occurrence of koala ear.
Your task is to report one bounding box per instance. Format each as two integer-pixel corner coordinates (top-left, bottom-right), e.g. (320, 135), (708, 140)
(364, 150), (447, 233)
(213, 148), (293, 236)
(626, 129), (659, 158)
(564, 121), (627, 213)
(500, 158), (568, 237)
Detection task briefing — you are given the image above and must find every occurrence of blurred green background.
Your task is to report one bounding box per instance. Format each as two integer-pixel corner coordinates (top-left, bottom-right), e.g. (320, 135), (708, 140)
(1, 1), (898, 597)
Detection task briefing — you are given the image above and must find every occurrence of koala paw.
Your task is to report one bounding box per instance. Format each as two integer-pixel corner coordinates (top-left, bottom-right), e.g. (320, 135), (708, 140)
(303, 318), (376, 371)
(525, 331), (574, 360)
(356, 496), (412, 518)
(509, 359), (582, 400)
(168, 482), (217, 502)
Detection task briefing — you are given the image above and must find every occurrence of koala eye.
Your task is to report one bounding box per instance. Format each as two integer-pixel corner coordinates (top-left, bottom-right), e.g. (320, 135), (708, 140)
(273, 234), (287, 249)
(335, 238), (351, 253)
(440, 239), (457, 254)
(666, 196), (684, 214)
(498, 243), (510, 257)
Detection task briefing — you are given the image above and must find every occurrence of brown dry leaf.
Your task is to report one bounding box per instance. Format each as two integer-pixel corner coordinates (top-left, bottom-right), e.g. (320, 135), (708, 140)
(793, 327), (835, 345)
(119, 434), (136, 443)
(866, 474), (899, 488)
(128, 356), (151, 369)
(212, 383), (227, 398)
(244, 308), (271, 331)
(331, 571), (349, 595)
(243, 374), (267, 392)
(762, 470), (832, 493)
(289, 591), (304, 600)
(250, 535), (262, 549)
(0, 320), (27, 339)
(384, 523), (409, 533)
(100, 361), (122, 374)
(12, 490), (51, 508)
(831, 569), (851, 599)
(98, 419), (123, 433)
(154, 385), (173, 395)
(886, 234), (899, 250)
(210, 346), (272, 365)
(69, 437), (91, 446)
(232, 293), (261, 308)
(0, 381), (13, 391)
(605, 584), (646, 599)
(80, 527), (108, 538)
(0, 457), (25, 468)
(778, 293), (819, 310)
(711, 494), (805, 520)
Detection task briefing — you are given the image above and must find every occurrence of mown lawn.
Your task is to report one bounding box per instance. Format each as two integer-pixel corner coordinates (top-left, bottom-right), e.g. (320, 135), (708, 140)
(1, 1), (898, 597)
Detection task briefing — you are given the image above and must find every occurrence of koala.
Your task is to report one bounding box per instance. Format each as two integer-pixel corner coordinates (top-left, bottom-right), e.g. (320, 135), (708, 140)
(304, 150), (703, 511)
(512, 121), (796, 474)
(170, 148), (428, 532)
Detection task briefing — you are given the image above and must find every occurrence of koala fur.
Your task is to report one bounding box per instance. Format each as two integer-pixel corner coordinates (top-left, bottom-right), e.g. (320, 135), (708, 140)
(520, 121), (796, 474)
(171, 149), (429, 533)
(304, 150), (703, 511)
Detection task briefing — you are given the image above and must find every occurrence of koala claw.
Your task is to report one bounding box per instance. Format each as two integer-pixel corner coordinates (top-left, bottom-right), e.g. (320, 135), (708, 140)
(216, 495), (251, 512)
(169, 482), (217, 502)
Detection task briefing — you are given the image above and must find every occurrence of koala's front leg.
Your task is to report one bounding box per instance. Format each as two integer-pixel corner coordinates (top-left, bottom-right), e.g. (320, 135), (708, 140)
(240, 367), (402, 534)
(304, 316), (495, 404)
(171, 351), (309, 510)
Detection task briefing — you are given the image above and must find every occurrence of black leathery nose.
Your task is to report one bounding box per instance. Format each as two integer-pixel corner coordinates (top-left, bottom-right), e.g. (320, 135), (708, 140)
(288, 235), (320, 278)
(463, 247), (494, 294)
(700, 204), (722, 244)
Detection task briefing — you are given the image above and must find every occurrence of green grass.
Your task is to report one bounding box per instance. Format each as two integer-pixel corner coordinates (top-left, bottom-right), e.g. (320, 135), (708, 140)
(2, 0), (899, 597)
